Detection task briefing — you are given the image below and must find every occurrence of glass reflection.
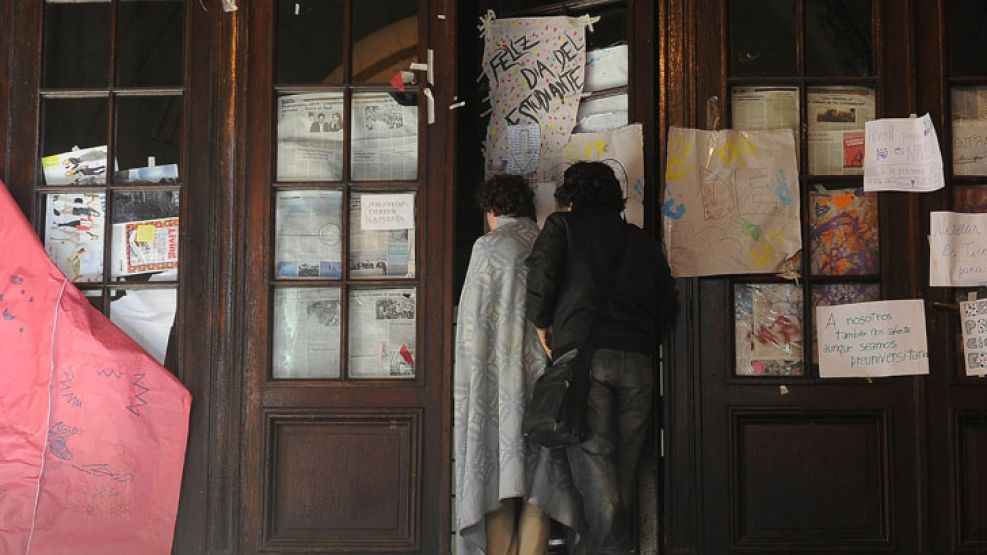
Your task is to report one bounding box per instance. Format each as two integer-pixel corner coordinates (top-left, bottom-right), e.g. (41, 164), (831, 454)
(273, 287), (342, 379)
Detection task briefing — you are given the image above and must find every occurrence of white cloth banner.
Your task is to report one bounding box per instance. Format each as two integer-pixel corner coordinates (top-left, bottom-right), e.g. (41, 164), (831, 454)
(663, 127), (801, 277)
(816, 299), (929, 378)
(482, 15), (588, 177)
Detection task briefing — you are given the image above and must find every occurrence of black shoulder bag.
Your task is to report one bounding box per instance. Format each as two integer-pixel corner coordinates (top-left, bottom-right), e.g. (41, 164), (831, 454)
(522, 226), (632, 448)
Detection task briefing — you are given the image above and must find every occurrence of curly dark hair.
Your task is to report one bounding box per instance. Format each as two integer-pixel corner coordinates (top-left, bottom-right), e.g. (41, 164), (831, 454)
(475, 174), (536, 220)
(554, 161), (625, 212)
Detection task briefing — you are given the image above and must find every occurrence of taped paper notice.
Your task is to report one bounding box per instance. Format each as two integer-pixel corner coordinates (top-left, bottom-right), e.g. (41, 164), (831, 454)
(960, 299), (987, 376)
(864, 113), (944, 192)
(360, 193), (415, 230)
(929, 211), (987, 286)
(816, 299), (929, 378)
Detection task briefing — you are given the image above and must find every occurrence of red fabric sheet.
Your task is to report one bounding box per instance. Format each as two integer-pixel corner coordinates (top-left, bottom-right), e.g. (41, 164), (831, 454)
(0, 180), (191, 554)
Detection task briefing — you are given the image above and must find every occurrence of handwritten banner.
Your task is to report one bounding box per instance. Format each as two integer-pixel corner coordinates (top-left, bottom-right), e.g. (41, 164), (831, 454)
(960, 298), (987, 377)
(929, 211), (987, 286)
(816, 299), (929, 378)
(662, 127), (801, 277)
(863, 113), (944, 192)
(482, 15), (587, 177)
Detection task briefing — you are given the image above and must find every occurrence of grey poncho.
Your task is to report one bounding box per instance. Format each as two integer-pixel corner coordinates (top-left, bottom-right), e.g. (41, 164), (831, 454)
(454, 217), (583, 554)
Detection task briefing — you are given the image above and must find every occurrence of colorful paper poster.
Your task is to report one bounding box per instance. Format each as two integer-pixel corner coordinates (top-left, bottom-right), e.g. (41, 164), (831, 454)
(735, 283), (803, 376)
(538, 123), (645, 227)
(44, 193), (106, 283)
(111, 217), (179, 277)
(482, 15), (588, 177)
(663, 126), (801, 277)
(929, 211), (987, 287)
(41, 145), (109, 186)
(811, 283), (881, 363)
(0, 180), (191, 555)
(960, 298), (987, 377)
(816, 299), (930, 378)
(809, 188), (879, 275)
(863, 113), (944, 192)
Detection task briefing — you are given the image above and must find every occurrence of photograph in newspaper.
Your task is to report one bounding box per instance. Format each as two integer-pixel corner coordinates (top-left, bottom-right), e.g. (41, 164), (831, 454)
(807, 86), (875, 175)
(41, 145), (109, 186)
(44, 192), (106, 282)
(951, 87), (987, 176)
(275, 190), (342, 278)
(348, 288), (416, 379)
(277, 92), (344, 181)
(111, 190), (180, 278)
(349, 193), (415, 278)
(272, 287), (342, 379)
(114, 163), (179, 184)
(351, 92), (418, 181)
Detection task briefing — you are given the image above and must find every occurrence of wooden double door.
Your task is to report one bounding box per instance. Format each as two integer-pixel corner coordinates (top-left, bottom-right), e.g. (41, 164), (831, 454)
(662, 1), (987, 554)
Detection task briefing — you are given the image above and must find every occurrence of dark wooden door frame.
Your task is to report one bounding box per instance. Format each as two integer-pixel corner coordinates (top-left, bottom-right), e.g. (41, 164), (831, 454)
(660, 0), (938, 553)
(236, 1), (457, 552)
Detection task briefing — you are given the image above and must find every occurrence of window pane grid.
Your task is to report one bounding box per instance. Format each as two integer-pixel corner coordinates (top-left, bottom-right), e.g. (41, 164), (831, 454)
(270, 0), (422, 381)
(37, 0), (186, 369)
(727, 0), (880, 378)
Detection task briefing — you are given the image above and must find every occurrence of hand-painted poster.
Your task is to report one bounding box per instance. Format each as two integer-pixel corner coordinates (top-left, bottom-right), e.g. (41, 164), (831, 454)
(0, 180), (191, 555)
(539, 123), (645, 227)
(482, 14), (589, 177)
(663, 127), (801, 277)
(960, 298), (987, 377)
(735, 283), (803, 376)
(809, 188), (879, 275)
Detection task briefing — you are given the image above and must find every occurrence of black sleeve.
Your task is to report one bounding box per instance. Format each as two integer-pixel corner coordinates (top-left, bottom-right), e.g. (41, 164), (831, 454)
(525, 214), (567, 329)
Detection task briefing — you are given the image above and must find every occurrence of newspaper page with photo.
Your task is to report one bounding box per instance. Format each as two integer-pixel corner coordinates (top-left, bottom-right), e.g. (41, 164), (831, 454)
(951, 87), (987, 175)
(351, 93), (418, 181)
(807, 86), (875, 175)
(277, 93), (344, 181)
(349, 196), (415, 278)
(348, 288), (416, 378)
(732, 87), (801, 163)
(272, 287), (342, 379)
(274, 190), (343, 278)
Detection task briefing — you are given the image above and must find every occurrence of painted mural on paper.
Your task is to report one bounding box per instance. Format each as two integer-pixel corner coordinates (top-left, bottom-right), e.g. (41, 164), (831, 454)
(663, 127), (801, 277)
(735, 283), (803, 376)
(809, 188), (879, 275)
(537, 123), (645, 227)
(482, 15), (588, 178)
(810, 283), (881, 363)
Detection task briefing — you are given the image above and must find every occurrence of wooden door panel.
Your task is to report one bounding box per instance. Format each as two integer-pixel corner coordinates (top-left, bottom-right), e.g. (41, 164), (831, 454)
(732, 411), (889, 549)
(264, 410), (420, 550)
(956, 412), (987, 548)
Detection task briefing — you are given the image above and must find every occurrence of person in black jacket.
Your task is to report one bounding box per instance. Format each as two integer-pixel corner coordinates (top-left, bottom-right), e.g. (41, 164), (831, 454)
(525, 162), (677, 554)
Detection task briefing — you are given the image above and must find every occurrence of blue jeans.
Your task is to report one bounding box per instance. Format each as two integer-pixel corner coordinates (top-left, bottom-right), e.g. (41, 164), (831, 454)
(566, 349), (654, 554)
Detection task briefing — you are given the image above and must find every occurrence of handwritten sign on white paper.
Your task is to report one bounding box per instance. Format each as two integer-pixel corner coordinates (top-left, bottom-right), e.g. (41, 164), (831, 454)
(816, 299), (929, 378)
(929, 211), (987, 287)
(360, 194), (415, 230)
(864, 113), (944, 192)
(960, 299), (987, 377)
